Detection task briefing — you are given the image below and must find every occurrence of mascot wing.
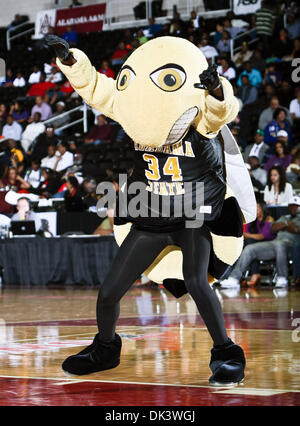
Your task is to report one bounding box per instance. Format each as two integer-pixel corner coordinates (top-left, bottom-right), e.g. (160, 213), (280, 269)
(57, 48), (116, 120)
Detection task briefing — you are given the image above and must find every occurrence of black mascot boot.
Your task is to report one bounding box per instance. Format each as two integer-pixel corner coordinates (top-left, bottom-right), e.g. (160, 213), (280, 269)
(62, 333), (122, 375)
(209, 339), (245, 386)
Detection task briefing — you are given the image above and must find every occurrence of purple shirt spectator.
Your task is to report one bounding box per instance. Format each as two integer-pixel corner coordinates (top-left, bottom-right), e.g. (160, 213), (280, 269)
(264, 154), (292, 172)
(31, 102), (52, 121)
(245, 220), (275, 241)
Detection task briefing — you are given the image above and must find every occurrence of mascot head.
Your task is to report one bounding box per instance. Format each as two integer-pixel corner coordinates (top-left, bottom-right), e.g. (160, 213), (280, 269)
(113, 36), (209, 147)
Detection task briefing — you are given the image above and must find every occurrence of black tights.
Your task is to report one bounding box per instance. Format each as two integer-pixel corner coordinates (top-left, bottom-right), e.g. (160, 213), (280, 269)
(96, 225), (229, 346)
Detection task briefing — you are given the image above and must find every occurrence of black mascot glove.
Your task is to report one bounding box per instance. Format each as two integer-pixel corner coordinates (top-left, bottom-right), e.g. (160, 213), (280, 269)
(194, 63), (221, 93)
(45, 34), (72, 62)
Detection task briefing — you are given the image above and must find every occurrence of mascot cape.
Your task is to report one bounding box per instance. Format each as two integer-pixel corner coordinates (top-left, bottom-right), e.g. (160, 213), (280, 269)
(57, 36), (256, 285)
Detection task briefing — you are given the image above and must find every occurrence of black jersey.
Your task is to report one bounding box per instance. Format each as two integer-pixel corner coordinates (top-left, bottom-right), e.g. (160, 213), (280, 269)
(115, 128), (226, 231)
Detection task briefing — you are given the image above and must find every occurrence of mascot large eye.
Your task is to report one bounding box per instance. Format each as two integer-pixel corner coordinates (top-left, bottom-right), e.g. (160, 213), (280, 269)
(150, 64), (186, 92)
(116, 66), (136, 91)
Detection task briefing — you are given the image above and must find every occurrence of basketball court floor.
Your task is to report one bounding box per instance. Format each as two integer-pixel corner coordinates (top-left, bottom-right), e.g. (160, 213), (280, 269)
(0, 284), (299, 406)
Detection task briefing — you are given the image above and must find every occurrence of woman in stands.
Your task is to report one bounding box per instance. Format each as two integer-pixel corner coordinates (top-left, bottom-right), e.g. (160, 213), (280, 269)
(264, 165), (294, 205)
(264, 141), (292, 172)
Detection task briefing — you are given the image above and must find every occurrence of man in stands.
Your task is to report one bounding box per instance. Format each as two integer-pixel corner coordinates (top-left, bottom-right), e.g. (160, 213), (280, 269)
(21, 112), (45, 153)
(2, 115), (23, 141)
(84, 115), (112, 146)
(53, 141), (74, 172)
(27, 73), (55, 98)
(31, 96), (52, 121)
(41, 144), (58, 170)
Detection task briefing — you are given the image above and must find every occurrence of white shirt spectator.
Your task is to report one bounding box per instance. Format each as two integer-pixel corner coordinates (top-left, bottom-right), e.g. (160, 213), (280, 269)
(46, 71), (63, 84)
(41, 155), (57, 170)
(2, 121), (23, 140)
(13, 77), (26, 87)
(200, 45), (219, 60)
(28, 71), (41, 85)
(55, 150), (74, 172)
(24, 169), (44, 188)
(264, 182), (294, 205)
(249, 142), (265, 158)
(217, 65), (236, 80)
(21, 122), (45, 152)
(289, 98), (300, 118)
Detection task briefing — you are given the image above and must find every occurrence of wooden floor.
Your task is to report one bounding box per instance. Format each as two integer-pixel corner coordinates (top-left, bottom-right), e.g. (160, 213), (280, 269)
(0, 284), (299, 406)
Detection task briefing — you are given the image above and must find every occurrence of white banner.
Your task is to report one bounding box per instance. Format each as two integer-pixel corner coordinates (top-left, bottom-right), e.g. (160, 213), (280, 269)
(233, 0), (261, 15)
(35, 9), (57, 39)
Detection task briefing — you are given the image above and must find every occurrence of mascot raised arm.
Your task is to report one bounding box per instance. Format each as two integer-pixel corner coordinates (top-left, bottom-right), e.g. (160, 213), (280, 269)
(46, 34), (256, 386)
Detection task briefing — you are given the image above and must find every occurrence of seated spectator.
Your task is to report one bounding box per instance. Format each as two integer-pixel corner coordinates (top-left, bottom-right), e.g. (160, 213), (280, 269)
(217, 30), (231, 54)
(13, 72), (26, 88)
(21, 112), (45, 153)
(137, 29), (148, 45)
(44, 57), (59, 78)
(275, 29), (293, 58)
(84, 115), (112, 146)
(8, 14), (28, 29)
(93, 210), (114, 236)
(2, 115), (23, 141)
(41, 144), (58, 170)
(286, 149), (300, 186)
(263, 64), (282, 87)
(9, 101), (29, 124)
(277, 80), (294, 108)
(62, 26), (78, 46)
(11, 197), (41, 231)
(237, 75), (258, 107)
(289, 87), (300, 133)
(111, 42), (128, 66)
(249, 48), (266, 75)
(81, 176), (99, 209)
(22, 159), (44, 189)
(99, 60), (115, 79)
(286, 13), (300, 40)
(27, 72), (55, 98)
(50, 102), (69, 133)
(64, 176), (84, 212)
(291, 37), (300, 59)
(213, 22), (223, 45)
(264, 141), (292, 172)
(53, 141), (74, 172)
(264, 165), (294, 205)
(264, 108), (292, 145)
(147, 17), (163, 38)
(232, 42), (253, 69)
(199, 38), (218, 61)
(30, 126), (59, 160)
(0, 164), (14, 215)
(30, 167), (61, 198)
(217, 57), (236, 81)
(247, 156), (268, 189)
(220, 198), (300, 289)
(237, 62), (262, 87)
(259, 96), (293, 131)
(223, 17), (243, 39)
(1, 68), (14, 87)
(243, 129), (269, 164)
(46, 67), (63, 84)
(28, 65), (41, 85)
(8, 139), (25, 174)
(2, 166), (22, 192)
(31, 96), (52, 122)
(0, 104), (8, 125)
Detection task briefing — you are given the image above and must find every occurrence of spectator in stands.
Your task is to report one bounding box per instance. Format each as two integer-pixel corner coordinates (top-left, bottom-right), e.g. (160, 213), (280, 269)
(28, 65), (41, 85)
(2, 115), (22, 141)
(21, 112), (45, 153)
(8, 139), (25, 175)
(255, 1), (275, 46)
(46, 67), (63, 84)
(31, 167), (61, 198)
(217, 30), (231, 54)
(64, 176), (84, 212)
(232, 42), (253, 69)
(82, 176), (99, 209)
(31, 96), (52, 121)
(286, 149), (300, 186)
(289, 87), (300, 132)
(216, 56), (235, 81)
(198, 38), (218, 61)
(84, 115), (112, 146)
(291, 37), (300, 59)
(259, 97), (293, 133)
(22, 158), (44, 189)
(50, 101), (70, 133)
(219, 198), (300, 289)
(53, 141), (74, 172)
(13, 71), (26, 88)
(275, 28), (293, 58)
(264, 108), (292, 145)
(147, 17), (163, 38)
(249, 48), (266, 75)
(2, 166), (22, 192)
(9, 101), (29, 125)
(62, 26), (78, 47)
(223, 17), (243, 39)
(93, 209), (114, 236)
(213, 22), (223, 45)
(0, 164), (15, 215)
(99, 60), (115, 79)
(264, 141), (292, 172)
(263, 64), (282, 87)
(136, 29), (148, 45)
(8, 14), (28, 29)
(243, 129), (269, 164)
(237, 75), (258, 107)
(111, 42), (129, 66)
(247, 156), (268, 189)
(237, 61), (262, 88)
(30, 126), (59, 160)
(264, 165), (294, 205)
(11, 197), (41, 231)
(286, 13), (300, 40)
(41, 143), (58, 170)
(27, 73), (55, 98)
(0, 104), (8, 125)
(1, 68), (14, 87)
